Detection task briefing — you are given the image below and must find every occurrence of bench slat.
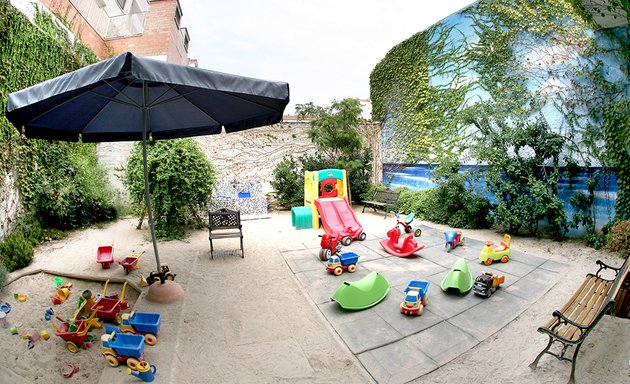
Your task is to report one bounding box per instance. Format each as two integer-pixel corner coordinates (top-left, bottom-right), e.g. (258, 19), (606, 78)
(559, 279), (612, 341)
(545, 277), (596, 329)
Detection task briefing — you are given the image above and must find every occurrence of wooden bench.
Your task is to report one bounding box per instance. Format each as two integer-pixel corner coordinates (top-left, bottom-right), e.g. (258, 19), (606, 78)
(361, 189), (400, 218)
(208, 208), (244, 259)
(530, 256), (630, 383)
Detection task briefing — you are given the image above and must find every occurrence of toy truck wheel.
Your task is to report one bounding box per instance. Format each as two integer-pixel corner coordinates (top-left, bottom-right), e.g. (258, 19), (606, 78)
(333, 267), (343, 276)
(319, 248), (331, 261)
(115, 313), (122, 325)
(445, 243), (452, 252)
(66, 341), (79, 353)
(501, 255), (509, 263)
(421, 296), (429, 306)
(104, 354), (119, 367)
(484, 257), (493, 266)
(417, 305), (424, 316)
(460, 237), (465, 246)
(126, 358), (140, 370)
(358, 232), (367, 241)
(347, 264), (357, 273)
(414, 229), (422, 237)
(166, 273), (174, 281)
(341, 236), (352, 246)
(145, 333), (157, 345)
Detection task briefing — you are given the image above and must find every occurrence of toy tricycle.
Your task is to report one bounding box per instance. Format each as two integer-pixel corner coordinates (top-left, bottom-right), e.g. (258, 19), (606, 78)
(319, 233), (342, 261)
(444, 230), (464, 252)
(101, 329), (145, 370)
(96, 242), (114, 269)
(473, 271), (505, 297)
(139, 264), (176, 287)
(52, 307), (101, 353)
(395, 212), (422, 237)
(479, 234), (511, 266)
(91, 280), (129, 321)
(119, 251), (145, 275)
(400, 280), (430, 316)
(117, 311), (161, 345)
(326, 252), (359, 276)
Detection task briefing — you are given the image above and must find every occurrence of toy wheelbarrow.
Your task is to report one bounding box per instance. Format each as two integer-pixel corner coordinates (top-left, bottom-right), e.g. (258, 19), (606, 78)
(52, 307), (102, 353)
(97, 241), (115, 269)
(119, 251), (145, 275)
(91, 280), (129, 321)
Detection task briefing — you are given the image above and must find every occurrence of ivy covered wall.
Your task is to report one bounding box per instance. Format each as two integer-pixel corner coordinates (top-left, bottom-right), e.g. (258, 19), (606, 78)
(0, 0), (116, 236)
(370, 0), (629, 223)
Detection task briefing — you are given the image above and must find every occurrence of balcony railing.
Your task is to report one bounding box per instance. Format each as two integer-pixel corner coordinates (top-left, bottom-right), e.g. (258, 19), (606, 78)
(105, 12), (145, 39)
(68, 0), (146, 40)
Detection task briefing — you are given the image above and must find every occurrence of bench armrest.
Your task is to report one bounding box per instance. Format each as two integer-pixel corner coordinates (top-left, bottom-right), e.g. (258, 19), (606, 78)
(595, 259), (622, 279)
(551, 310), (589, 331)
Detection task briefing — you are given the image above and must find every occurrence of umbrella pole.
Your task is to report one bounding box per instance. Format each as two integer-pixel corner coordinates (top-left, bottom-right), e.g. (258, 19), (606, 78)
(142, 81), (162, 276)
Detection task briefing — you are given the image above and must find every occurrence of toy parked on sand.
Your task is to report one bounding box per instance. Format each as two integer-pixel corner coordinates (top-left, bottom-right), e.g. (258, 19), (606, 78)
(379, 227), (425, 257)
(473, 272), (505, 297)
(326, 252), (360, 276)
(319, 233), (342, 261)
(400, 280), (430, 316)
(128, 361), (157, 382)
(96, 242), (115, 269)
(117, 311), (161, 345)
(444, 230), (464, 252)
(52, 308), (101, 353)
(395, 212), (422, 237)
(91, 280), (130, 321)
(479, 234), (512, 266)
(101, 330), (145, 370)
(119, 251), (145, 275)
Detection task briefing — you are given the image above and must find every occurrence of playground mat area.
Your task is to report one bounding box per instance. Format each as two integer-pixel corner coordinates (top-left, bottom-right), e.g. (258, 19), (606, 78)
(0, 209), (628, 384)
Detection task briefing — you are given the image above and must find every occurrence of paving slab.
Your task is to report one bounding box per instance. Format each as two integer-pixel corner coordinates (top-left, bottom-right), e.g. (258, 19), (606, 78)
(504, 267), (561, 302)
(357, 337), (438, 384)
(283, 249), (323, 273)
(412, 320), (479, 365)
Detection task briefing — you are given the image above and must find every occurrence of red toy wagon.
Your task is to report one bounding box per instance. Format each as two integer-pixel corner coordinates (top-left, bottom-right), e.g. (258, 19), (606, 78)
(52, 308), (101, 353)
(91, 280), (129, 321)
(96, 242), (115, 269)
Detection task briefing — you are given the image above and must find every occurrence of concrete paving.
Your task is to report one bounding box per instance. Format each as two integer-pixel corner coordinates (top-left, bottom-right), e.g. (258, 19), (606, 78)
(280, 223), (567, 384)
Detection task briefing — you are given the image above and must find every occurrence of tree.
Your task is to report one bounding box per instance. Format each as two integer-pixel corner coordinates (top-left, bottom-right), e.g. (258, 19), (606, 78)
(123, 139), (216, 240)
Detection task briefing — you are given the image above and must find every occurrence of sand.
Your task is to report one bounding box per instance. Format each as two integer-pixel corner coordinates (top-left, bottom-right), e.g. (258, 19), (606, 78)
(0, 210), (628, 384)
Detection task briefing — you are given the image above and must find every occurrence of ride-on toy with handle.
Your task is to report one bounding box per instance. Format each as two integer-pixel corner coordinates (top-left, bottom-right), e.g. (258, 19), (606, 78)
(319, 233), (342, 261)
(479, 234), (511, 265)
(52, 307), (102, 353)
(119, 250), (145, 275)
(444, 230), (464, 252)
(394, 212), (422, 237)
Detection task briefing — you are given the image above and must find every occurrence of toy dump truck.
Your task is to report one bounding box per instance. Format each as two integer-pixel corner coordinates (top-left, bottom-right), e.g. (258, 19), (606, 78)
(473, 272), (505, 297)
(326, 252), (360, 276)
(400, 280), (430, 316)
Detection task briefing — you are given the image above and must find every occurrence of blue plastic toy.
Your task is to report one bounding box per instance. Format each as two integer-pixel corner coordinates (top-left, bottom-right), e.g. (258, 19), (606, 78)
(444, 230), (464, 252)
(101, 329), (145, 370)
(119, 311), (161, 345)
(326, 252), (360, 276)
(400, 280), (430, 316)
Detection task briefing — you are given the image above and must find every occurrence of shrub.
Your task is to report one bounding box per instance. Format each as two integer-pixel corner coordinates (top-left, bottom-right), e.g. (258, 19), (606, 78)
(123, 139), (216, 240)
(607, 220), (630, 257)
(271, 157), (305, 208)
(0, 229), (34, 272)
(0, 263), (7, 288)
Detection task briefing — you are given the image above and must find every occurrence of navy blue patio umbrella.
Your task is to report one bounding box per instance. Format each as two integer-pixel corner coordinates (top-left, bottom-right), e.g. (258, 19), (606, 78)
(6, 52), (290, 280)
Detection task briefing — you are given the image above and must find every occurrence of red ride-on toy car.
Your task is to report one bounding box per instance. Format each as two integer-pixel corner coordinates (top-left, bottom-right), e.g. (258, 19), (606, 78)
(319, 233), (342, 261)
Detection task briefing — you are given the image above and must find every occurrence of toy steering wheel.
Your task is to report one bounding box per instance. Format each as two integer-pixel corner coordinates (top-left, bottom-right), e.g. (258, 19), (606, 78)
(484, 240), (494, 247)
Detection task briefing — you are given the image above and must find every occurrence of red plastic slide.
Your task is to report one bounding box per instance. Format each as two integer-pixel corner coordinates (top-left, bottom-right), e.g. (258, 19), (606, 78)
(315, 198), (364, 244)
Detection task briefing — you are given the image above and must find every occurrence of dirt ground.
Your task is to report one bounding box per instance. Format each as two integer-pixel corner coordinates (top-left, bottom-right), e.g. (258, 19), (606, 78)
(0, 210), (628, 384)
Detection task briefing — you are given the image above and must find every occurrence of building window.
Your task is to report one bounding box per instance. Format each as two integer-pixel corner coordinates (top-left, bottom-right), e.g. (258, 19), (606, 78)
(174, 2), (182, 27)
(116, 0), (127, 11)
(181, 28), (190, 52)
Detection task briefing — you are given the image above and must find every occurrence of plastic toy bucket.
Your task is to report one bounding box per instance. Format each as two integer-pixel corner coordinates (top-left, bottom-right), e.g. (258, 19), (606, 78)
(57, 288), (70, 301)
(53, 277), (63, 289)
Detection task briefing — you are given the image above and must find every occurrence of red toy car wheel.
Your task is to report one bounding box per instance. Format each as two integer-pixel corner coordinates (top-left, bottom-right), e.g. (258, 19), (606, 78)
(484, 258), (493, 266)
(501, 255), (509, 263)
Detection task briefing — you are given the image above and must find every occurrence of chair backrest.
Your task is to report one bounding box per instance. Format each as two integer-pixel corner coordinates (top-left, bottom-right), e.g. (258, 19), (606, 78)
(209, 208), (241, 229)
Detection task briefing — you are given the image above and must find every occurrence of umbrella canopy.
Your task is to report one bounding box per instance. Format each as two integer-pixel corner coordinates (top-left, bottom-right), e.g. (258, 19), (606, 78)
(6, 52), (290, 276)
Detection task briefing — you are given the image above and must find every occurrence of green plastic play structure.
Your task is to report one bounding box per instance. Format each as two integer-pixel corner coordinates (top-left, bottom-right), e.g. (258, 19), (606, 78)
(331, 271), (390, 310)
(440, 257), (473, 293)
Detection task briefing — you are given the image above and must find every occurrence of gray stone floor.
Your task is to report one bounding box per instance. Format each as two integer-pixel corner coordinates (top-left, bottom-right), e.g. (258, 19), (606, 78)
(280, 224), (567, 384)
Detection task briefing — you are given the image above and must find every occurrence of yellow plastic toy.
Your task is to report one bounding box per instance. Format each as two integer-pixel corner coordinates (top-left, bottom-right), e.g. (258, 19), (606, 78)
(479, 234), (512, 265)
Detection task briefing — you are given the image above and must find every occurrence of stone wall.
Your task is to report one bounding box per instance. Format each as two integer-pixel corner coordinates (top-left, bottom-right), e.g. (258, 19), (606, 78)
(96, 120), (382, 202)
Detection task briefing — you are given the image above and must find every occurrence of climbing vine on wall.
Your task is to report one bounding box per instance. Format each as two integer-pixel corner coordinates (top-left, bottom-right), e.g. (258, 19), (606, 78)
(0, 0), (116, 230)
